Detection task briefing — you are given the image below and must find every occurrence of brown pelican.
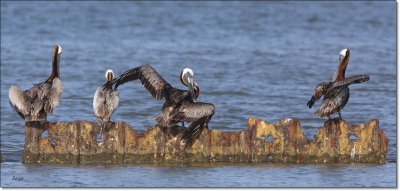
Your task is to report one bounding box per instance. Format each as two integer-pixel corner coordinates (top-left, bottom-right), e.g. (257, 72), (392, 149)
(109, 64), (215, 144)
(93, 69), (119, 142)
(93, 69), (119, 124)
(8, 45), (63, 122)
(307, 49), (369, 119)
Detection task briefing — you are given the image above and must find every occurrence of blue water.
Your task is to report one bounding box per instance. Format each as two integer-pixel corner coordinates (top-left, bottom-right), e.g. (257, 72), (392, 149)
(1, 1), (396, 187)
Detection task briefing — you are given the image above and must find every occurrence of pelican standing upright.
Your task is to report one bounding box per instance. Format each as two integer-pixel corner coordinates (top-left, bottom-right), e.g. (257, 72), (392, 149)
(307, 49), (369, 119)
(8, 45), (63, 122)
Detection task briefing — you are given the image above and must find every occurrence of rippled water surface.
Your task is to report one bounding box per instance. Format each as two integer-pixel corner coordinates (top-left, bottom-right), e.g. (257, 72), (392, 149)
(1, 1), (396, 187)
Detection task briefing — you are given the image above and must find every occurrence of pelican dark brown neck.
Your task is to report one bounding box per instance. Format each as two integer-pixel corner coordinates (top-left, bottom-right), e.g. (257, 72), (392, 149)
(46, 45), (60, 83)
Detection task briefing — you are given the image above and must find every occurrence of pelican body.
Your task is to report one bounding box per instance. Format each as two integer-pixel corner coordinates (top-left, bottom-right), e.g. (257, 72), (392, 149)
(93, 70), (119, 123)
(109, 64), (215, 143)
(307, 49), (369, 119)
(8, 45), (63, 122)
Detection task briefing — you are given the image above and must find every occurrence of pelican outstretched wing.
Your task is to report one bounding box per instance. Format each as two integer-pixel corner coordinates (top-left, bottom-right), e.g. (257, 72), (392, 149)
(9, 85), (29, 119)
(307, 74), (369, 108)
(109, 64), (172, 100)
(307, 82), (331, 108)
(328, 74), (369, 92)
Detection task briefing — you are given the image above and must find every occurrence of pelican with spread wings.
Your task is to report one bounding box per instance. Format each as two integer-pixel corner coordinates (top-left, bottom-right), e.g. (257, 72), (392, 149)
(109, 64), (215, 144)
(9, 45), (63, 123)
(307, 49), (369, 119)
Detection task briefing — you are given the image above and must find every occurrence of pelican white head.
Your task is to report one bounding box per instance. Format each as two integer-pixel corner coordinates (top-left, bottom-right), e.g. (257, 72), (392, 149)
(105, 69), (114, 79)
(181, 68), (194, 86)
(182, 68), (194, 77)
(57, 45), (62, 54)
(180, 68), (196, 102)
(339, 49), (348, 57)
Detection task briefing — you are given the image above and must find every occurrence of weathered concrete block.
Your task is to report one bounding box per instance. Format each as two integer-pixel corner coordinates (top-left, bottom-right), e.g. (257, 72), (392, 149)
(21, 118), (389, 164)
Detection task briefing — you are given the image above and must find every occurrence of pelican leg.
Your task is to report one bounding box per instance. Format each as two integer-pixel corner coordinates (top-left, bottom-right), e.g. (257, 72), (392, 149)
(32, 121), (42, 127)
(100, 122), (105, 135)
(36, 120), (47, 127)
(96, 120), (105, 145)
(181, 121), (185, 128)
(338, 111), (342, 120)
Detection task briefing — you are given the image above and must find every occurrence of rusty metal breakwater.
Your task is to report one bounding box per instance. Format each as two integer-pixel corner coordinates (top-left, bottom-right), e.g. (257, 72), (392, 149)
(22, 118), (388, 164)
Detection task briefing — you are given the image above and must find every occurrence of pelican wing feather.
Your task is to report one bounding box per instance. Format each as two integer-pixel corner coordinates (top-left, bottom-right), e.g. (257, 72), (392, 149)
(111, 64), (173, 100)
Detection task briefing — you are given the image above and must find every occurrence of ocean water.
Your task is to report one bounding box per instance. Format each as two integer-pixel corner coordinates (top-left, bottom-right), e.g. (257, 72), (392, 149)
(0, 1), (396, 187)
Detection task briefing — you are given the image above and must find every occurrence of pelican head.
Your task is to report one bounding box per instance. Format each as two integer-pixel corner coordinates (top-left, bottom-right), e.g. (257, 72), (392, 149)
(57, 45), (62, 54)
(105, 69), (114, 82)
(180, 68), (197, 102)
(53, 45), (62, 56)
(332, 48), (350, 82)
(339, 49), (348, 57)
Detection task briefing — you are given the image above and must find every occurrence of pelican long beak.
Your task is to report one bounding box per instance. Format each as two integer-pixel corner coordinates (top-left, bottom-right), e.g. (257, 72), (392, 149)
(187, 76), (196, 103)
(332, 54), (344, 79)
(55, 54), (61, 78)
(56, 45), (62, 78)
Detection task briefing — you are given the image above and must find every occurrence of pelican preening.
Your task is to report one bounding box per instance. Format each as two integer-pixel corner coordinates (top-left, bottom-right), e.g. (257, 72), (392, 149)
(109, 64), (215, 144)
(307, 49), (369, 119)
(9, 45), (63, 122)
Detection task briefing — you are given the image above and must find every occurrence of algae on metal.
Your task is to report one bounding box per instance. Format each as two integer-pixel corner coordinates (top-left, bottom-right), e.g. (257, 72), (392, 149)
(22, 118), (388, 164)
